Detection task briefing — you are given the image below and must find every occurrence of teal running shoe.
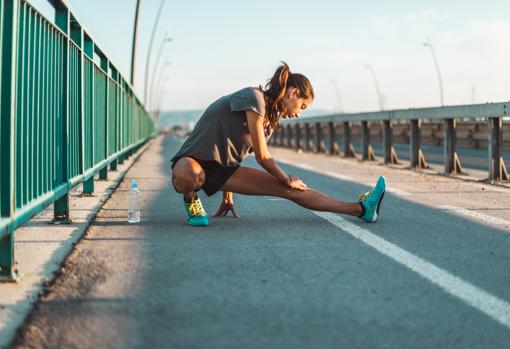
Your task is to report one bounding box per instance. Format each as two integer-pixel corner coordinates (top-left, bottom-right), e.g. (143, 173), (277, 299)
(184, 196), (209, 226)
(358, 176), (386, 223)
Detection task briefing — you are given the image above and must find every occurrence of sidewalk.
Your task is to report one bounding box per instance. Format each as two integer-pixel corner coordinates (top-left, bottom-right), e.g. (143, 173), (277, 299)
(0, 139), (155, 348)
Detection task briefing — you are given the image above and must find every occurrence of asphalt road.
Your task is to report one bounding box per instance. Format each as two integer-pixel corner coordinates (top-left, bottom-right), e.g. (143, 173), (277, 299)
(9, 135), (510, 349)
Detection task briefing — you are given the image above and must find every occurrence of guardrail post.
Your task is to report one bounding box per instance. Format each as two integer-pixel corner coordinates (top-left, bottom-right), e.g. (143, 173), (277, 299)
(294, 123), (301, 151)
(0, 0), (21, 281)
(444, 118), (463, 175)
(52, 2), (72, 224)
(286, 124), (292, 149)
(315, 122), (326, 153)
(342, 121), (355, 157)
(273, 129), (279, 146)
(304, 123), (313, 152)
(383, 120), (399, 164)
(488, 117), (509, 182)
(328, 121), (340, 155)
(410, 119), (428, 169)
(361, 121), (375, 161)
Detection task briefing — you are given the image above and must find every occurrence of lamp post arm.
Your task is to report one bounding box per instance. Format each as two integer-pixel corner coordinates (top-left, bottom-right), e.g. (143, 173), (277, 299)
(366, 65), (384, 111)
(143, 0), (166, 104)
(424, 37), (445, 106)
(130, 0), (141, 85)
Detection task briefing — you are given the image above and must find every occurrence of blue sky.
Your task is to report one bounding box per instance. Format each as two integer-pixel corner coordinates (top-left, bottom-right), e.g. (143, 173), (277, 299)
(30, 0), (510, 113)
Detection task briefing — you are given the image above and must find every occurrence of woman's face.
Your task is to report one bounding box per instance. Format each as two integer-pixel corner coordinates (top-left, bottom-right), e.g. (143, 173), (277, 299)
(282, 87), (312, 119)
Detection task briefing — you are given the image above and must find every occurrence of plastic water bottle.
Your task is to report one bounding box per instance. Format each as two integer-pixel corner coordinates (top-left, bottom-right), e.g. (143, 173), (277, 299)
(128, 180), (141, 223)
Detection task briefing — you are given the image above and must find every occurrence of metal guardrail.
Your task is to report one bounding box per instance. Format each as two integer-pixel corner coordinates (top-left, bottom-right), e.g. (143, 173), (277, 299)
(270, 102), (509, 182)
(0, 0), (156, 281)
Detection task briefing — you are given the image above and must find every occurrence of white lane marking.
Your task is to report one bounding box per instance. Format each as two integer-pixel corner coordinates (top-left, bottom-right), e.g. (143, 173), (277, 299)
(315, 211), (510, 329)
(385, 187), (411, 196)
(438, 205), (510, 226)
(277, 159), (412, 196)
(277, 159), (352, 181)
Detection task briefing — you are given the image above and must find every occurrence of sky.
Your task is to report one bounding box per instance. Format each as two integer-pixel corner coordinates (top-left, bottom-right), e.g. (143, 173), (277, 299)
(29, 0), (510, 114)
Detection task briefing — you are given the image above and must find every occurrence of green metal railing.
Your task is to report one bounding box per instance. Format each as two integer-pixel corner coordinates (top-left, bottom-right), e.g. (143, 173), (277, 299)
(0, 0), (156, 281)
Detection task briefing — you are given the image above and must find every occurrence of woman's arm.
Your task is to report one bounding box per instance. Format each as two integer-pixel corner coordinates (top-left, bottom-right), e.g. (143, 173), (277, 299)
(245, 110), (307, 190)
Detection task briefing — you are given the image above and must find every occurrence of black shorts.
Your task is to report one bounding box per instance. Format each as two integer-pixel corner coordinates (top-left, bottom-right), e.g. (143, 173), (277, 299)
(171, 157), (240, 196)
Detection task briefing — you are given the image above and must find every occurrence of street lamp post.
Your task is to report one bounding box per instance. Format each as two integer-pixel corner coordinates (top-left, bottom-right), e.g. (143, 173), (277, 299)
(364, 64), (384, 111)
(148, 35), (172, 110)
(152, 61), (172, 109)
(152, 67), (171, 119)
(423, 37), (445, 106)
(329, 78), (344, 113)
(130, 0), (141, 85)
(143, 0), (167, 105)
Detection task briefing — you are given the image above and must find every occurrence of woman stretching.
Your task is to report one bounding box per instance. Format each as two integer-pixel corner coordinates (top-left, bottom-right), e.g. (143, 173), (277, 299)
(171, 62), (386, 226)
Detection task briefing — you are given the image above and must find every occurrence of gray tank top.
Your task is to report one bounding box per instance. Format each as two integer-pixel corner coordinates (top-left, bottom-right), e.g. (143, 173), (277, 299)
(171, 87), (268, 167)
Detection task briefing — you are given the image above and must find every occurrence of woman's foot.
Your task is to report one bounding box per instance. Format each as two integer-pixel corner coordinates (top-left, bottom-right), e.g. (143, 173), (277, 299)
(183, 196), (209, 226)
(358, 176), (386, 223)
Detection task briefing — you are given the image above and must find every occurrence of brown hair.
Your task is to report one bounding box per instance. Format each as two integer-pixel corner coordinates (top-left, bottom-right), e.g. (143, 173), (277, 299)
(260, 61), (314, 131)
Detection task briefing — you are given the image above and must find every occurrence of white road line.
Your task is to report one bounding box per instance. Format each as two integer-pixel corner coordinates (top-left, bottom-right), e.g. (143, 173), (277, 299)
(315, 211), (510, 329)
(438, 205), (510, 226)
(385, 187), (411, 196)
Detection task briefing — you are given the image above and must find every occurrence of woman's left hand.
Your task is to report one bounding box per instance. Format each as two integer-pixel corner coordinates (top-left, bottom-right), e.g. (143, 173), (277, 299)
(288, 175), (308, 191)
(213, 191), (240, 218)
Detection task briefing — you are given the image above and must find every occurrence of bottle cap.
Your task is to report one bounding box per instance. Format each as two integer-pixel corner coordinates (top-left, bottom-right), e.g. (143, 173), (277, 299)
(130, 180), (138, 189)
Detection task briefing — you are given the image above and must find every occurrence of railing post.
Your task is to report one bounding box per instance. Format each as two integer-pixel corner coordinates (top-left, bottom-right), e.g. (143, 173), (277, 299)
(410, 119), (428, 169)
(444, 118), (463, 174)
(383, 119), (399, 164)
(82, 34), (94, 195)
(0, 0), (21, 281)
(342, 121), (355, 157)
(328, 121), (340, 155)
(52, 2), (72, 224)
(315, 122), (326, 153)
(488, 117), (509, 182)
(99, 53), (108, 180)
(361, 120), (375, 161)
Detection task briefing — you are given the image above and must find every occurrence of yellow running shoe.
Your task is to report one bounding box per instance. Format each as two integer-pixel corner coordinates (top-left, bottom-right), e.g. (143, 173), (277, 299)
(184, 196), (209, 226)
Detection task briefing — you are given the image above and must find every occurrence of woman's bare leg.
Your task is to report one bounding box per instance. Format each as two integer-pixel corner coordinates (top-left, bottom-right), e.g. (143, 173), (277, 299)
(171, 157), (206, 200)
(221, 167), (362, 217)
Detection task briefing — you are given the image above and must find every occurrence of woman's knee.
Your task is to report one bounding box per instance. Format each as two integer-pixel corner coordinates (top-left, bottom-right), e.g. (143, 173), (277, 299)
(171, 157), (205, 192)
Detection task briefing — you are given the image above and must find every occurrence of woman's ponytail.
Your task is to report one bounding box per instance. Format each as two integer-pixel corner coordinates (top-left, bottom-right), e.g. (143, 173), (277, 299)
(260, 61), (314, 131)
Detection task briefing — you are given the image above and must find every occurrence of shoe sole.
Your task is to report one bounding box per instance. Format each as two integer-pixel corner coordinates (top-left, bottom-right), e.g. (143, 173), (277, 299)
(188, 219), (209, 227)
(375, 191), (385, 217)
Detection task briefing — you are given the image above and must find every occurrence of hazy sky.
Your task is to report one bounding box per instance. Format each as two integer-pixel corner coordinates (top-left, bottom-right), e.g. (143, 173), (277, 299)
(30, 0), (510, 113)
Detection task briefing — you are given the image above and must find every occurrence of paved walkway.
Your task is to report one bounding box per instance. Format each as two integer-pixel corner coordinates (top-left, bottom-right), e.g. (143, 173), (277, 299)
(8, 134), (510, 348)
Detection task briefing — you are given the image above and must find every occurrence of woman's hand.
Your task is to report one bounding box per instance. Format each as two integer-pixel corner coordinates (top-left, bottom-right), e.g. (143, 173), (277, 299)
(213, 191), (240, 218)
(287, 175), (308, 191)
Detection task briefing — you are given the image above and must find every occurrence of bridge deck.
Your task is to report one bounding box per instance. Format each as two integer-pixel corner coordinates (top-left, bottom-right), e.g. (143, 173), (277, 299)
(6, 135), (510, 348)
